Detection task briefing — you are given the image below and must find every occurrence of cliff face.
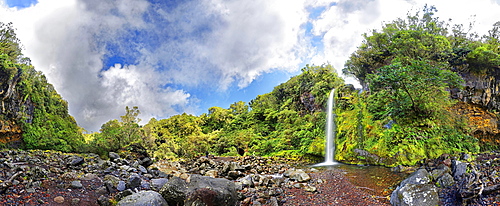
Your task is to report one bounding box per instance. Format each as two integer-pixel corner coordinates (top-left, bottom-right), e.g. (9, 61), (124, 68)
(456, 70), (500, 112)
(0, 67), (34, 145)
(453, 69), (500, 149)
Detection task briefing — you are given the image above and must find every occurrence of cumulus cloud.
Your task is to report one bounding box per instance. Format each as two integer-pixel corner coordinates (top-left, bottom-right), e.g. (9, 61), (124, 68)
(309, 0), (500, 86)
(0, 0), (194, 131)
(135, 0), (311, 89)
(0, 0), (313, 130)
(2, 0), (499, 131)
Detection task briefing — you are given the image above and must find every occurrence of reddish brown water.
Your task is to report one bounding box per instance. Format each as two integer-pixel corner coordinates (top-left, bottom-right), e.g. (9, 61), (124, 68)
(322, 164), (408, 199)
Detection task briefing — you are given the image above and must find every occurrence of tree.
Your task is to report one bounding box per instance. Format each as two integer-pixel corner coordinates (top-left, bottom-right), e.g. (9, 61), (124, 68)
(343, 5), (453, 89)
(91, 106), (145, 154)
(0, 22), (22, 61)
(120, 106), (143, 144)
(367, 58), (462, 124)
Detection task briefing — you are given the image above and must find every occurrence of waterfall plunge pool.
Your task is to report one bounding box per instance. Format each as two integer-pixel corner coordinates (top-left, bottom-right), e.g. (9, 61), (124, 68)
(313, 163), (409, 200)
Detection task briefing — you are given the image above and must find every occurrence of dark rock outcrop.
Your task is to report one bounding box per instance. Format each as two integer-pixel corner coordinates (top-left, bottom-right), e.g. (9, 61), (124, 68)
(0, 67), (32, 145)
(160, 175), (237, 206)
(455, 71), (500, 111)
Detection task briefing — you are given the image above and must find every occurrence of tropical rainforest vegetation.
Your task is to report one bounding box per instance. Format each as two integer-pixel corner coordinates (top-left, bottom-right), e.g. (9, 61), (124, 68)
(0, 22), (85, 152)
(1, 6), (500, 166)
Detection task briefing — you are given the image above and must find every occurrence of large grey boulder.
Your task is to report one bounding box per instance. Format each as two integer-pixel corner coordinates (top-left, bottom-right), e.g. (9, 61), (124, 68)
(391, 169), (439, 206)
(160, 176), (188, 205)
(160, 175), (237, 206)
(400, 169), (431, 186)
(390, 184), (439, 206)
(116, 190), (168, 206)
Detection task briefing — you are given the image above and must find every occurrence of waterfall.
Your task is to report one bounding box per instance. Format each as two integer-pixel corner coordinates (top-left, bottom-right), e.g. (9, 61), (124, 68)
(314, 88), (338, 166)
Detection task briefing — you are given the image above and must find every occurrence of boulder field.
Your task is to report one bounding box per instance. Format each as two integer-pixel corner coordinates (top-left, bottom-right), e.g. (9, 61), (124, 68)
(0, 149), (322, 205)
(391, 152), (500, 205)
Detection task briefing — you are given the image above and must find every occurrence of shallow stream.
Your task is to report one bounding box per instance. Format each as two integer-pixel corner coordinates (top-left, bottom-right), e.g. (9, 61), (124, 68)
(319, 164), (409, 198)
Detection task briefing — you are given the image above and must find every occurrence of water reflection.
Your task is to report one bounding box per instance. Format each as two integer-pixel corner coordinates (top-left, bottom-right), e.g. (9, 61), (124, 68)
(316, 163), (408, 198)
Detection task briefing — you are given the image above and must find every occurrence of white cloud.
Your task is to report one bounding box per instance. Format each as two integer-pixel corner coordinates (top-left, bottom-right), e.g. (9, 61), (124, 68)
(0, 0), (312, 130)
(2, 0), (500, 131)
(309, 0), (500, 87)
(0, 0), (193, 131)
(138, 0), (312, 90)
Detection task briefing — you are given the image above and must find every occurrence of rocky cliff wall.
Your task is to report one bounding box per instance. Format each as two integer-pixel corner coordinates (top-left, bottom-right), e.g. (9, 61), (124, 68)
(455, 70), (500, 112)
(452, 69), (500, 149)
(0, 68), (33, 145)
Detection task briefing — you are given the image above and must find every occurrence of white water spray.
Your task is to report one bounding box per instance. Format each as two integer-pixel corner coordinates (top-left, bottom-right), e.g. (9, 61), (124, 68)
(314, 88), (338, 166)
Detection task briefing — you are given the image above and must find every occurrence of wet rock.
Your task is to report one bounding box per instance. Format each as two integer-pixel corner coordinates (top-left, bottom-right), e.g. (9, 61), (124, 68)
(390, 183), (439, 206)
(117, 190), (168, 206)
(187, 175), (238, 205)
(392, 165), (416, 173)
(60, 172), (79, 181)
(461, 153), (471, 161)
(96, 186), (109, 195)
(185, 188), (218, 206)
(269, 197), (279, 206)
(239, 175), (254, 187)
(29, 166), (48, 180)
(81, 173), (99, 181)
(141, 180), (151, 190)
(442, 159), (452, 167)
(227, 171), (241, 180)
(303, 185), (317, 192)
(353, 149), (384, 164)
(271, 176), (285, 186)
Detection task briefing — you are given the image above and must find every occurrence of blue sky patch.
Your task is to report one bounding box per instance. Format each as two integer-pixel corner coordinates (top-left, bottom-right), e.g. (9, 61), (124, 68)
(5, 0), (38, 9)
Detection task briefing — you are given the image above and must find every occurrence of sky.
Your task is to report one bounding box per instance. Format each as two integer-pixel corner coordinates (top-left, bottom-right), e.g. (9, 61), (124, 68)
(1, 0), (500, 131)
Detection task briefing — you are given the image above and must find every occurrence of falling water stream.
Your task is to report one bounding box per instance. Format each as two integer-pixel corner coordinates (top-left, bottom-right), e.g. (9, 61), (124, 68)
(311, 88), (409, 201)
(314, 88), (338, 166)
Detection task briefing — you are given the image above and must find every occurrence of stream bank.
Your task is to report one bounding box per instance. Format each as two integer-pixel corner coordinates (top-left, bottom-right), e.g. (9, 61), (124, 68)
(0, 149), (405, 205)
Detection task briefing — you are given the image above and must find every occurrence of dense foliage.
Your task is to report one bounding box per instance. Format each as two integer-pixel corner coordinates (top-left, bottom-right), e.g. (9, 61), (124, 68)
(0, 22), (84, 152)
(3, 6), (500, 167)
(140, 64), (345, 160)
(338, 6), (500, 165)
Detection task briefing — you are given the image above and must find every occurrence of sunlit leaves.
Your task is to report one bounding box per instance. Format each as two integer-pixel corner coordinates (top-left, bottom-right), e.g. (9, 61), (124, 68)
(367, 58), (462, 124)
